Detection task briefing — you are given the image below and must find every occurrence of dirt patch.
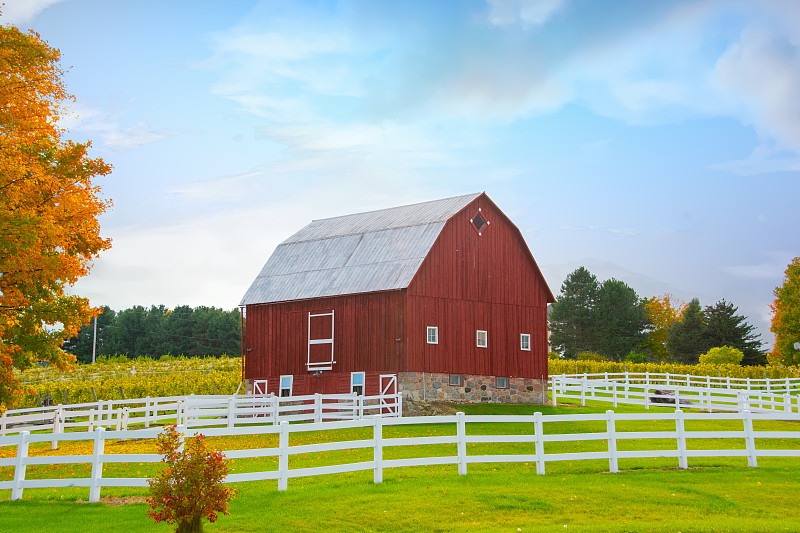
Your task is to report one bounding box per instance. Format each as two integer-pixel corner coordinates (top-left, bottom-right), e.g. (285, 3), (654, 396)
(77, 496), (148, 506)
(404, 401), (459, 417)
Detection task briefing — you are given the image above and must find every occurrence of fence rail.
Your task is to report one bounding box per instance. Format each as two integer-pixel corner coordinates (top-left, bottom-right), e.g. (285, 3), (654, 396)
(0, 392), (402, 446)
(549, 372), (800, 413)
(1, 409), (798, 502)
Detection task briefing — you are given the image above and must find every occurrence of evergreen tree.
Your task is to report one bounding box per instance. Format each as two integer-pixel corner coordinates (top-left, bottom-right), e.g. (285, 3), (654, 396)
(549, 267), (599, 358)
(704, 300), (765, 366)
(593, 279), (649, 361)
(666, 298), (709, 364)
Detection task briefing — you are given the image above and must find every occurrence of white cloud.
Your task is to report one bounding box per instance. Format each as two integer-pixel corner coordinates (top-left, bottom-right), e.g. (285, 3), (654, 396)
(713, 26), (800, 153)
(709, 143), (800, 175)
(486, 0), (565, 28)
(0, 0), (68, 25)
(62, 105), (187, 149)
(723, 252), (795, 280)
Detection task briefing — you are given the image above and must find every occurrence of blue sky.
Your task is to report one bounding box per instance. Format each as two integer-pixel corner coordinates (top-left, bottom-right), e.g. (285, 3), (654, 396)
(3, 0), (798, 346)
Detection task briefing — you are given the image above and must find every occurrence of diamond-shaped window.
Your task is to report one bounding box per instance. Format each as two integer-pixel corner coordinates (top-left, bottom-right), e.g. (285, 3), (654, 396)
(471, 211), (487, 234)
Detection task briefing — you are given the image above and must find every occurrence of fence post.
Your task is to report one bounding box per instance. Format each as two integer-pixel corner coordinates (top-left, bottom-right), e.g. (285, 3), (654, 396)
(51, 405), (63, 450)
(551, 376), (558, 406)
(785, 394), (792, 414)
(278, 421), (289, 491)
(227, 397), (235, 429)
(580, 377), (586, 407)
(271, 395), (279, 425)
(176, 424), (186, 453)
(373, 415), (383, 484)
(89, 427), (105, 502)
(644, 385), (650, 410)
(534, 411), (545, 475)
(0, 410), (6, 438)
(11, 431), (30, 501)
(675, 388), (681, 412)
(666, 372), (670, 387)
(675, 410), (687, 469)
(314, 393), (322, 424)
(606, 410), (618, 473)
(742, 410), (757, 468)
(145, 397), (151, 428)
(612, 383), (618, 408)
(457, 412), (467, 476)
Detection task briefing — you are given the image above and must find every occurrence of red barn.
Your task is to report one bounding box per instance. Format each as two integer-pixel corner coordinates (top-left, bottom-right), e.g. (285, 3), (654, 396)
(240, 193), (555, 403)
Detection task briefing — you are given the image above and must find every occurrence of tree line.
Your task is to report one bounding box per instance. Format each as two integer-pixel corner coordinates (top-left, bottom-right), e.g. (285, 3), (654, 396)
(63, 305), (242, 363)
(549, 267), (766, 365)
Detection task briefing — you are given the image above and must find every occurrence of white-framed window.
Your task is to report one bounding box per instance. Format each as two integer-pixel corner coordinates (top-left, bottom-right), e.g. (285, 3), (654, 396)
(496, 377), (509, 389)
(351, 371), (365, 396)
(279, 375), (293, 397)
(427, 326), (438, 344)
(476, 330), (488, 348)
(520, 333), (531, 351)
(449, 374), (463, 386)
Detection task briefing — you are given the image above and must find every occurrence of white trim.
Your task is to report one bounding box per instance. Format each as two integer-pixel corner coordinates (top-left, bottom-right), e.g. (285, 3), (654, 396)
(426, 326), (438, 344)
(449, 374), (463, 387)
(476, 330), (487, 348)
(520, 333), (531, 351)
(496, 376), (509, 389)
(351, 372), (365, 396)
(307, 310), (335, 371)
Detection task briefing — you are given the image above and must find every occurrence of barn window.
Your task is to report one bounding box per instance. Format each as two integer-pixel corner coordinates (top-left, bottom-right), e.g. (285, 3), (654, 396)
(449, 374), (463, 386)
(470, 208), (489, 236)
(426, 326), (438, 344)
(476, 330), (487, 348)
(496, 377), (509, 389)
(520, 334), (531, 351)
(279, 375), (293, 397)
(351, 372), (365, 396)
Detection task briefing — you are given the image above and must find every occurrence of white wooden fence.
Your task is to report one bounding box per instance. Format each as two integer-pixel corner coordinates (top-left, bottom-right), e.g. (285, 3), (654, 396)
(550, 372), (800, 413)
(2, 409), (799, 502)
(0, 391), (402, 447)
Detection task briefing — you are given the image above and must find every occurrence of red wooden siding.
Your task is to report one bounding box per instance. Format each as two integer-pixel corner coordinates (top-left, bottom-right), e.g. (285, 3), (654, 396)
(244, 291), (406, 380)
(406, 195), (551, 380)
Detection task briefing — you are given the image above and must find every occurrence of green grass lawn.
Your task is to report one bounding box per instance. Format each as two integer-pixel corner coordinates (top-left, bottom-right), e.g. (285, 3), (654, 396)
(1, 401), (799, 532)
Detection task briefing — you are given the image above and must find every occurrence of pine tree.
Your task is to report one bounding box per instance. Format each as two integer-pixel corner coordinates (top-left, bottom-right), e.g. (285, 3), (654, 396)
(593, 279), (649, 361)
(666, 298), (709, 364)
(704, 300), (764, 366)
(549, 267), (599, 358)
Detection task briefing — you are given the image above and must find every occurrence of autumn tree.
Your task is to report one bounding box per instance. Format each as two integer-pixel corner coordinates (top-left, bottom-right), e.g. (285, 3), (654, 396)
(770, 257), (800, 366)
(0, 24), (111, 411)
(642, 294), (686, 362)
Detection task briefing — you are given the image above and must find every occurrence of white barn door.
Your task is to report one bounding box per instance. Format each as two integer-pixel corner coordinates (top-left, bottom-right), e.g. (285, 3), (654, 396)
(379, 374), (398, 415)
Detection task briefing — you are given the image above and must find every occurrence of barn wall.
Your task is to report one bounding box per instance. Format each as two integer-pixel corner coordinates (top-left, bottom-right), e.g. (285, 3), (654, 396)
(406, 196), (551, 380)
(244, 291), (406, 381)
(247, 371), (392, 396)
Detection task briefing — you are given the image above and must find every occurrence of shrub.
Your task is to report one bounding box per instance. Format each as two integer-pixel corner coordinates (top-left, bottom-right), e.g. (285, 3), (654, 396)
(147, 425), (237, 533)
(625, 350), (647, 364)
(548, 351), (562, 360)
(699, 346), (744, 366)
(577, 352), (606, 361)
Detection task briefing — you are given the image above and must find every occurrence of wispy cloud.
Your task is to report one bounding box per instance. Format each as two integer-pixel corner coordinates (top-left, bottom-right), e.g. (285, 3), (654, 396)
(0, 0), (69, 25)
(62, 105), (194, 149)
(485, 0), (565, 28)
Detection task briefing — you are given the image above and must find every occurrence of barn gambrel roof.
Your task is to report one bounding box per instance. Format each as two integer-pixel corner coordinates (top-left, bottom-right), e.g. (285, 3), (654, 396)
(240, 193), (482, 305)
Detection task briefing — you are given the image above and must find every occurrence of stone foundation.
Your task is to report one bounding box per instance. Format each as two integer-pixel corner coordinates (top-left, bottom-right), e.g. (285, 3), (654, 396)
(398, 372), (547, 404)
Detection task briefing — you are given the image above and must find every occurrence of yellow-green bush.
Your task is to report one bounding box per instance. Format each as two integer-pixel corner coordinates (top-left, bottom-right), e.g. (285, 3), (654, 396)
(548, 359), (800, 380)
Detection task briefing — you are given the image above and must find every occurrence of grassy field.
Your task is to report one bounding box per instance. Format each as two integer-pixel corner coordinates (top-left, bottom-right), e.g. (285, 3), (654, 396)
(1, 401), (799, 532)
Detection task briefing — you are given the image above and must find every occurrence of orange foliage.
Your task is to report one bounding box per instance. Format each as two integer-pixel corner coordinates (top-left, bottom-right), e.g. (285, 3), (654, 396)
(643, 294), (687, 362)
(770, 257), (800, 367)
(0, 26), (111, 411)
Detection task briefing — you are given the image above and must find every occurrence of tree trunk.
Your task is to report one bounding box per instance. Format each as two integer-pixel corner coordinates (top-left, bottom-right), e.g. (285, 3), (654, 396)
(176, 516), (203, 533)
